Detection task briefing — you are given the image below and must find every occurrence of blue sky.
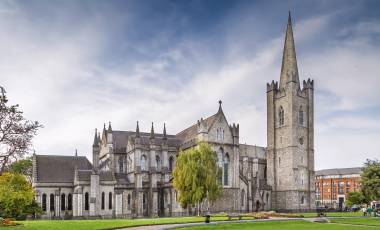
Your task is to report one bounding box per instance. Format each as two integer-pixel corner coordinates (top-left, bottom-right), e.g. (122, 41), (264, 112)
(1, 0), (379, 169)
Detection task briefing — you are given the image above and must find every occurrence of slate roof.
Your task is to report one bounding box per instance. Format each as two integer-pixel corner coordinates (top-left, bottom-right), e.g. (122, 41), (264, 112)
(175, 113), (217, 142)
(316, 167), (363, 176)
(113, 131), (181, 153)
(77, 170), (115, 181)
(35, 155), (92, 183)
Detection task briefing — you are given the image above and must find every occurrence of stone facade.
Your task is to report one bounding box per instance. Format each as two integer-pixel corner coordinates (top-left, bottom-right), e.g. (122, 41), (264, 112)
(266, 13), (315, 211)
(32, 12), (316, 219)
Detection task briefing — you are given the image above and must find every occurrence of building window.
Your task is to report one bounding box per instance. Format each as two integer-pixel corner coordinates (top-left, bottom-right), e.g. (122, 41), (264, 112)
(264, 165), (267, 179)
(241, 189), (245, 207)
(50, 194), (55, 211)
(42, 194), (47, 211)
(119, 157), (124, 173)
(127, 194), (131, 210)
(61, 193), (66, 211)
(169, 156), (174, 171)
(101, 192), (105, 210)
(301, 196), (304, 204)
(143, 193), (147, 210)
(141, 155), (147, 171)
(67, 194), (72, 211)
(279, 106), (284, 126)
(109, 192), (112, 210)
(299, 106), (304, 125)
(85, 192), (89, 211)
(224, 153), (230, 186)
(279, 157), (281, 166)
(217, 148), (224, 185)
(156, 155), (161, 170)
(266, 193), (269, 204)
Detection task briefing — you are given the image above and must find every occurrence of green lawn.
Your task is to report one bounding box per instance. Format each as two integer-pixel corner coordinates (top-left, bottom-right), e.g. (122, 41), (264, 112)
(300, 212), (363, 218)
(8, 216), (227, 230)
(176, 220), (376, 230)
(331, 217), (380, 226)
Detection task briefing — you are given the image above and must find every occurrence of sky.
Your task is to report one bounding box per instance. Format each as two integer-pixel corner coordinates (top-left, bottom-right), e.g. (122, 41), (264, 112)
(0, 0), (379, 170)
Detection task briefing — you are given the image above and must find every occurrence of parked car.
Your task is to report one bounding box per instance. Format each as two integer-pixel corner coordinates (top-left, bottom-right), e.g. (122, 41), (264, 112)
(350, 205), (361, 212)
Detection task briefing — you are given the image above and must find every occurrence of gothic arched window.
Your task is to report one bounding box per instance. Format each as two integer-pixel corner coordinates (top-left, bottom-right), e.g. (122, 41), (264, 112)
(42, 193), (47, 211)
(50, 194), (55, 211)
(156, 155), (161, 170)
(264, 165), (267, 179)
(119, 157), (124, 173)
(101, 192), (105, 210)
(68, 194), (72, 211)
(108, 192), (112, 210)
(84, 192), (89, 210)
(169, 156), (174, 171)
(224, 153), (230, 186)
(61, 193), (66, 211)
(141, 155), (147, 171)
(241, 189), (245, 207)
(299, 106), (304, 125)
(217, 148), (224, 185)
(279, 106), (284, 126)
(127, 194), (131, 210)
(301, 196), (305, 204)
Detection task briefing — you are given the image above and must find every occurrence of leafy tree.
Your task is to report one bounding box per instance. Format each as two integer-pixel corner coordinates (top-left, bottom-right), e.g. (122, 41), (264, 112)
(9, 157), (33, 183)
(346, 191), (365, 206)
(0, 87), (42, 173)
(0, 172), (40, 219)
(361, 159), (380, 202)
(173, 142), (222, 215)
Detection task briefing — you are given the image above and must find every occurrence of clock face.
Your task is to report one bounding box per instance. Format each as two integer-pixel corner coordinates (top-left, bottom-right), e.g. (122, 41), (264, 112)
(299, 137), (304, 145)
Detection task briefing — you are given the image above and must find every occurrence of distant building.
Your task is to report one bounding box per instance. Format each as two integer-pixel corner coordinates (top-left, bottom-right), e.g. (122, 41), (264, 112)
(315, 168), (362, 209)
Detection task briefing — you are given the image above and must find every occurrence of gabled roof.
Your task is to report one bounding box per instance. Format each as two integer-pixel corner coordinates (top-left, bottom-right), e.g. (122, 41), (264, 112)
(35, 155), (92, 183)
(175, 113), (217, 142)
(316, 167), (363, 176)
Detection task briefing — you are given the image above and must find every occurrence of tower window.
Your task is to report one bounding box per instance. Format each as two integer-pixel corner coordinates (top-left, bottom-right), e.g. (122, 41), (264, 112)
(169, 156), (174, 171)
(279, 106), (284, 126)
(156, 155), (161, 170)
(299, 106), (304, 125)
(119, 157), (124, 173)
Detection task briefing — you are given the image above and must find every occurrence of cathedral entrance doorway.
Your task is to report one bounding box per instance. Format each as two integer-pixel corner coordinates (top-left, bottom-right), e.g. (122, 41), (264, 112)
(255, 200), (261, 212)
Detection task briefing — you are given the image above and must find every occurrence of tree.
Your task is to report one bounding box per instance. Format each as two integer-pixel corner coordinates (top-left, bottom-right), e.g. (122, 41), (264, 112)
(173, 142), (222, 215)
(346, 191), (365, 206)
(0, 87), (42, 173)
(9, 157), (33, 183)
(0, 172), (40, 219)
(361, 159), (380, 202)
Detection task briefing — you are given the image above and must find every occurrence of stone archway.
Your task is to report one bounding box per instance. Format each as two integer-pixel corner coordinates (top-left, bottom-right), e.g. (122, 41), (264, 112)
(255, 200), (261, 212)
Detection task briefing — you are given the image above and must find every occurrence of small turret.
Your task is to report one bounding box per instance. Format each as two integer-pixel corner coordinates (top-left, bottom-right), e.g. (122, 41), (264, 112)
(107, 121), (113, 144)
(150, 122), (155, 139)
(92, 128), (99, 147)
(136, 121), (140, 138)
(163, 123), (167, 140)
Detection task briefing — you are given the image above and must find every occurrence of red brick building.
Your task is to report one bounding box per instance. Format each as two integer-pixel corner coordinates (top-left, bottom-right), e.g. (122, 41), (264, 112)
(315, 168), (362, 209)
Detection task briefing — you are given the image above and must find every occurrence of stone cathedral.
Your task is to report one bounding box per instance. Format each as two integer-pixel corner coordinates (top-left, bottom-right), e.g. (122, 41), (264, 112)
(32, 13), (316, 219)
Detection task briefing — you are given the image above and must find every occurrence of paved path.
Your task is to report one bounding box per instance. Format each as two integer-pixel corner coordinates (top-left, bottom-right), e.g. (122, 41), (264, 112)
(119, 217), (377, 230)
(119, 218), (305, 230)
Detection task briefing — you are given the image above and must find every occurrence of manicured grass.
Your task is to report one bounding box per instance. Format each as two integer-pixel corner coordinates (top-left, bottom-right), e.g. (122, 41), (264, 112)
(300, 212), (363, 218)
(9, 216), (227, 230)
(331, 217), (380, 226)
(176, 220), (376, 230)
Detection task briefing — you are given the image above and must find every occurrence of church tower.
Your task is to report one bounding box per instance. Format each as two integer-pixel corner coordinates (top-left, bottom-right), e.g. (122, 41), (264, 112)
(266, 12), (315, 211)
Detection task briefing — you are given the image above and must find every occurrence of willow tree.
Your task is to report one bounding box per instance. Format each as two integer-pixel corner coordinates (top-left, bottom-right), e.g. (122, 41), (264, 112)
(173, 142), (222, 215)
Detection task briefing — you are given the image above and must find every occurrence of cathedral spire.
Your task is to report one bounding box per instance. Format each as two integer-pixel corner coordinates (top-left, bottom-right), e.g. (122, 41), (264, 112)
(279, 11), (300, 89)
(136, 121), (140, 138)
(163, 123), (167, 140)
(150, 122), (155, 139)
